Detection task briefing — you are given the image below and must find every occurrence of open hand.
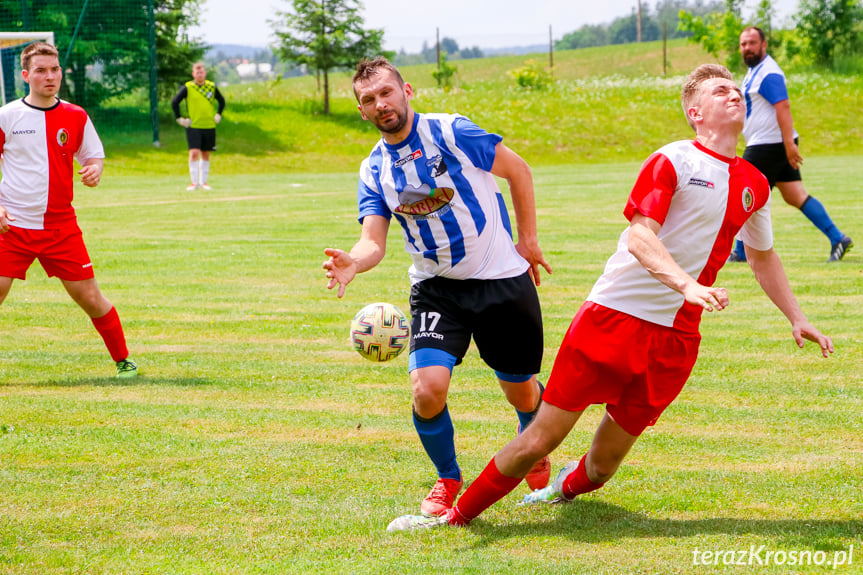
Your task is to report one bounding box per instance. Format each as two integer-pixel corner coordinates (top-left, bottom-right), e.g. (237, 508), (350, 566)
(323, 248), (358, 298)
(791, 320), (833, 358)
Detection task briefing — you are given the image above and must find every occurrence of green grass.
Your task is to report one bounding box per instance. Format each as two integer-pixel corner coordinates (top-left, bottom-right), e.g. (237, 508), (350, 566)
(0, 154), (860, 573)
(2, 38), (861, 574)
(99, 38), (863, 176)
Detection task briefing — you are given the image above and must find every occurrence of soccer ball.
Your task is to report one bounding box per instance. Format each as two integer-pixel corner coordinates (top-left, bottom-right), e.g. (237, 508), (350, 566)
(350, 302), (410, 362)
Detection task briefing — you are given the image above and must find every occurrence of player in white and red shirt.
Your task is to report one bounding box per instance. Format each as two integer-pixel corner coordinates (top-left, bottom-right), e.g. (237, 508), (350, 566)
(0, 42), (137, 378)
(387, 64), (834, 532)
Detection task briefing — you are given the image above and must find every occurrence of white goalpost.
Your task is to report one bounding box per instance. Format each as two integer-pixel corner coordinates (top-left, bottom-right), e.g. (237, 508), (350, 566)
(0, 31), (55, 106)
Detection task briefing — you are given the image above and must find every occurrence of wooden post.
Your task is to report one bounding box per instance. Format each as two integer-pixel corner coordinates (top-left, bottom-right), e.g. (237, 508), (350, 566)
(663, 20), (667, 76)
(436, 28), (441, 70)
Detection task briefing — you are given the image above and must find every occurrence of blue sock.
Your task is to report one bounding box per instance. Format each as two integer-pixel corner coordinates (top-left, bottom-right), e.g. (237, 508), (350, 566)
(516, 381), (544, 433)
(800, 196), (844, 244)
(734, 240), (747, 261)
(413, 406), (460, 481)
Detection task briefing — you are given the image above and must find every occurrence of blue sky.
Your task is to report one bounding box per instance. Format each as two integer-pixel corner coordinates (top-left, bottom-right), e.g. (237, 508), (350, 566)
(191, 0), (801, 52)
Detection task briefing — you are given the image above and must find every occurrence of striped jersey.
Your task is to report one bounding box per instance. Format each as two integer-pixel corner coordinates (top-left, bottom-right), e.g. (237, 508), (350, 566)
(0, 98), (104, 230)
(357, 113), (528, 285)
(587, 140), (772, 333)
(741, 54), (796, 146)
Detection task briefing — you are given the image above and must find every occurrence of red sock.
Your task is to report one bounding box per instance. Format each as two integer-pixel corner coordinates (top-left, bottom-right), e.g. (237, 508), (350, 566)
(452, 458), (522, 523)
(561, 454), (604, 500)
(91, 307), (129, 362)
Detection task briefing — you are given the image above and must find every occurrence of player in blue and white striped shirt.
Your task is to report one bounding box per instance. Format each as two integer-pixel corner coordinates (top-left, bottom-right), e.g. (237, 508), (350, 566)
(323, 58), (553, 516)
(731, 26), (852, 263)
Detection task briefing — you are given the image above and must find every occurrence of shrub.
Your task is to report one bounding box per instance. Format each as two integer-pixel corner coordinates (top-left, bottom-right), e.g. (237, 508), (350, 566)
(508, 59), (553, 90)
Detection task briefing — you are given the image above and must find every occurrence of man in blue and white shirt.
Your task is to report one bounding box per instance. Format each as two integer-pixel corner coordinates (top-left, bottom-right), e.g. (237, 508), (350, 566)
(323, 58), (553, 517)
(732, 26), (852, 263)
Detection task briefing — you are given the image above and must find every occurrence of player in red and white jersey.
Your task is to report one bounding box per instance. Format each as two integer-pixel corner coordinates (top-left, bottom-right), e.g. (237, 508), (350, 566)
(587, 137), (772, 334)
(0, 42), (137, 379)
(387, 64), (834, 532)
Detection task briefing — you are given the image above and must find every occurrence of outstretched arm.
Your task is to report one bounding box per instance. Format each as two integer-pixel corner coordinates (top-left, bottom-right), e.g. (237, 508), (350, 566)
(489, 142), (552, 286)
(323, 214), (389, 298)
(745, 245), (833, 357)
(628, 213), (729, 312)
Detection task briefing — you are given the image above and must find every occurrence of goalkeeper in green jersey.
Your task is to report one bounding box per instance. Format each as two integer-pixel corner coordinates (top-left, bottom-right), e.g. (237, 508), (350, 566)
(172, 62), (226, 191)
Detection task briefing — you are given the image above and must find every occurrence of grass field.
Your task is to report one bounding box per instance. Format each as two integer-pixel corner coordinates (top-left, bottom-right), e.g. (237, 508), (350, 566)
(99, 38), (863, 176)
(0, 151), (860, 573)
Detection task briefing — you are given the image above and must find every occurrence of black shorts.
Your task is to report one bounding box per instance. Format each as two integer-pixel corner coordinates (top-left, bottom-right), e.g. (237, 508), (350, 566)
(186, 127), (217, 152)
(409, 271), (543, 375)
(743, 138), (801, 188)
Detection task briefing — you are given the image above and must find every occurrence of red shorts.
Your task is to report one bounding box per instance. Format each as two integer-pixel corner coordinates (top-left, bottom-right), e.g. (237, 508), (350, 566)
(543, 302), (701, 436)
(0, 226), (95, 281)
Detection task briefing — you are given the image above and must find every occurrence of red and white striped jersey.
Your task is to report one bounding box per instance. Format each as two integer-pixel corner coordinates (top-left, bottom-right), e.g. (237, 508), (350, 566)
(588, 140), (773, 333)
(0, 98), (105, 230)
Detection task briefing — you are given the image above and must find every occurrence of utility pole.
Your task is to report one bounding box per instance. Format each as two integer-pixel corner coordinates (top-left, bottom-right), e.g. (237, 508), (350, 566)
(637, 0), (642, 43)
(436, 27), (441, 87)
(662, 20), (667, 76)
(148, 0), (159, 146)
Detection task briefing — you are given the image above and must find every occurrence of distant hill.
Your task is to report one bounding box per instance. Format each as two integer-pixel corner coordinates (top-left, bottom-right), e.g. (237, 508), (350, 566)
(483, 44), (549, 56)
(206, 42), (550, 61)
(206, 44), (271, 59)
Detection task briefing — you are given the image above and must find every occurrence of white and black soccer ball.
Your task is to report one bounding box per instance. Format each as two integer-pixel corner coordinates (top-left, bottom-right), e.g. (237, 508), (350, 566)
(350, 302), (410, 362)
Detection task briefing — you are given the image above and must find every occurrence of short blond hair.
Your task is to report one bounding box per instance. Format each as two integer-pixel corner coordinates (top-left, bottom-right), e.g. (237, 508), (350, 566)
(681, 64), (733, 130)
(21, 41), (58, 71)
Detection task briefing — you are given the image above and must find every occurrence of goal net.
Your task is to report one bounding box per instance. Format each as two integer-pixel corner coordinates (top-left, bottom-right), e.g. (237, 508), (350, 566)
(0, 31), (55, 106)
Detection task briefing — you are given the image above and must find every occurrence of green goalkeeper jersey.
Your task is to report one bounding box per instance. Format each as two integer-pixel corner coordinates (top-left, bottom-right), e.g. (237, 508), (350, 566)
(185, 80), (219, 129)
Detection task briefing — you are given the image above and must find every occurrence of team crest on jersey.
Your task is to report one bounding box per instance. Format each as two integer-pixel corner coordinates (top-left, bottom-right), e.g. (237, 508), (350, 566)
(394, 149), (423, 168)
(56, 128), (69, 147)
(427, 155), (447, 177)
(394, 182), (455, 217)
(741, 187), (755, 212)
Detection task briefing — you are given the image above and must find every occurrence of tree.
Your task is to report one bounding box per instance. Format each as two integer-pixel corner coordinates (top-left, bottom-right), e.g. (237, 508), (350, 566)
(459, 46), (484, 59)
(440, 37), (459, 55)
(431, 53), (457, 89)
(796, 0), (863, 67)
(554, 0), (724, 51)
(557, 24), (609, 50)
(2, 0), (205, 108)
(153, 0), (208, 101)
(271, 0), (389, 114)
(654, 0), (725, 39)
(609, 10), (661, 44)
(679, 0), (745, 70)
